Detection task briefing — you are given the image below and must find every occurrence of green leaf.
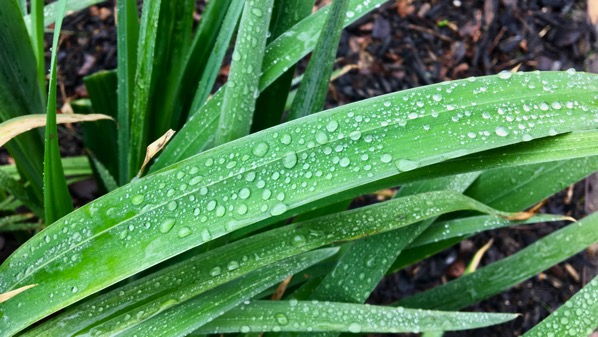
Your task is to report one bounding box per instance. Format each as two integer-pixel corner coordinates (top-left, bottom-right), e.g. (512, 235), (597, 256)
(2, 71), (598, 335)
(410, 214), (574, 248)
(121, 250), (337, 336)
(287, 0), (349, 120)
(522, 275), (598, 337)
(22, 191), (514, 336)
(173, 0), (233, 125)
(396, 211), (598, 310)
(29, 0), (45, 93)
(43, 0), (73, 224)
(188, 1), (244, 113)
(81, 71), (119, 180)
(87, 153), (119, 193)
(252, 0), (316, 132)
(0, 156), (91, 179)
(153, 0), (388, 169)
(0, 0), (45, 204)
(215, 0), (275, 145)
(23, 0), (106, 31)
(128, 0), (162, 180)
(0, 169), (44, 217)
(147, 0), (194, 143)
(195, 300), (518, 334)
(116, 0), (139, 185)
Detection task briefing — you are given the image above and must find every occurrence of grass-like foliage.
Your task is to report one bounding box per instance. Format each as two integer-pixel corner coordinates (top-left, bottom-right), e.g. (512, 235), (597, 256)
(0, 0), (597, 335)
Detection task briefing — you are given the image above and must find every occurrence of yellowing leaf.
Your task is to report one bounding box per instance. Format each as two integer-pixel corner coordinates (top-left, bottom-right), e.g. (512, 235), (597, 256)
(0, 284), (38, 303)
(0, 113), (113, 147)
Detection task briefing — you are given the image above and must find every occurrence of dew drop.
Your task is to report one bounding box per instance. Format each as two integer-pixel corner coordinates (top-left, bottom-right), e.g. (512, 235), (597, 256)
(270, 202), (289, 216)
(159, 219), (176, 233)
(381, 154), (393, 163)
(275, 313), (289, 325)
(291, 234), (307, 247)
(167, 201), (178, 211)
(239, 188), (251, 199)
(252, 142), (269, 157)
(495, 126), (509, 137)
(237, 204), (248, 215)
(432, 93), (442, 102)
(177, 227), (192, 238)
(339, 157), (351, 167)
(131, 194), (144, 206)
(71, 286), (78, 293)
(232, 51), (241, 61)
(395, 159), (420, 172)
(189, 176), (203, 186)
(216, 205), (226, 217)
(210, 266), (222, 276)
(315, 131), (328, 144)
(241, 326), (250, 333)
(280, 133), (292, 145)
(251, 8), (263, 16)
(282, 152), (298, 169)
(497, 71), (512, 79)
(348, 323), (362, 333)
(349, 130), (361, 141)
(407, 112), (418, 119)
(326, 120), (339, 132)
(227, 260), (240, 271)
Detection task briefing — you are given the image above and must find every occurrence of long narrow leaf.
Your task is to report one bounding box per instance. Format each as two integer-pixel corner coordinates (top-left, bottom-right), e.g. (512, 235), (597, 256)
(0, 170), (44, 217)
(522, 275), (598, 337)
(121, 250), (337, 336)
(0, 0), (45, 203)
(1, 72), (597, 335)
(189, 1), (244, 113)
(128, 0), (162, 180)
(287, 0), (349, 120)
(0, 156), (91, 179)
(215, 0), (274, 145)
(396, 212), (598, 310)
(43, 0), (73, 223)
(29, 0), (45, 93)
(252, 0), (316, 131)
(23, 191), (515, 336)
(116, 0), (139, 185)
(195, 300), (517, 334)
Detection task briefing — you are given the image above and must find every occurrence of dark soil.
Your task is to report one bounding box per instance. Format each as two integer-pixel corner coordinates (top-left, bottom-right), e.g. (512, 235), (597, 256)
(3, 0), (598, 336)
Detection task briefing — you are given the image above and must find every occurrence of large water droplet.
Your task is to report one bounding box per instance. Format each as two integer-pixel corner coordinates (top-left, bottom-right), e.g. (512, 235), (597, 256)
(291, 234), (307, 247)
(131, 194), (144, 205)
(270, 202), (289, 216)
(177, 227), (192, 238)
(495, 126), (509, 137)
(282, 152), (298, 169)
(326, 120), (339, 132)
(275, 313), (289, 325)
(253, 142), (269, 157)
(227, 260), (240, 271)
(239, 188), (251, 199)
(497, 71), (512, 79)
(159, 219), (176, 233)
(395, 159), (420, 172)
(280, 133), (292, 145)
(381, 154), (393, 163)
(348, 322), (362, 333)
(210, 266), (222, 276)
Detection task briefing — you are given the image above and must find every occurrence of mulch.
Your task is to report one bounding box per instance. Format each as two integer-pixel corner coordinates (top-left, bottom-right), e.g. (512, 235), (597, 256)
(4, 0), (598, 336)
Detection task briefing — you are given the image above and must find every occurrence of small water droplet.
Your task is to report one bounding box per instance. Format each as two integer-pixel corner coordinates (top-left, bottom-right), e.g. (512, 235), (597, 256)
(210, 266), (222, 276)
(189, 176), (203, 186)
(432, 93), (442, 102)
(291, 234), (307, 247)
(275, 313), (289, 325)
(348, 322), (362, 333)
(240, 326), (250, 333)
(497, 71), (512, 79)
(71, 286), (78, 293)
(251, 8), (263, 17)
(227, 260), (239, 271)
(232, 51), (241, 61)
(280, 133), (292, 145)
(167, 201), (178, 211)
(349, 130), (361, 141)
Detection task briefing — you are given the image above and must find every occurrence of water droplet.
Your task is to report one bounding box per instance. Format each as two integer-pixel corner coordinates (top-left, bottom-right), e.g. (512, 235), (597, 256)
(326, 120), (339, 132)
(71, 286), (78, 293)
(346, 11), (355, 18)
(395, 159), (420, 172)
(216, 205), (226, 217)
(270, 202), (288, 216)
(159, 219), (176, 233)
(232, 51), (241, 61)
(131, 194), (144, 205)
(177, 227), (192, 238)
(252, 142), (269, 157)
(432, 93), (442, 102)
(207, 200), (217, 211)
(282, 152), (298, 169)
(495, 126), (509, 137)
(348, 322), (362, 333)
(291, 234), (307, 247)
(522, 134), (533, 141)
(189, 176), (202, 186)
(238, 187), (251, 200)
(349, 130), (361, 141)
(210, 266), (222, 276)
(316, 131), (328, 144)
(467, 131), (477, 138)
(275, 313), (289, 325)
(383, 101), (391, 107)
(167, 201), (178, 211)
(251, 8), (263, 16)
(237, 204), (248, 215)
(497, 71), (512, 79)
(381, 154), (393, 163)
(240, 326), (250, 333)
(227, 260), (239, 271)
(339, 157), (351, 167)
(407, 112), (418, 119)
(289, 298), (298, 306)
(280, 133), (292, 145)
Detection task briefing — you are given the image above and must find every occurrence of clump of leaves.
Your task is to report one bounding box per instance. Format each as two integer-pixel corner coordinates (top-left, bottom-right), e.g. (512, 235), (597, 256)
(0, 0), (597, 336)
